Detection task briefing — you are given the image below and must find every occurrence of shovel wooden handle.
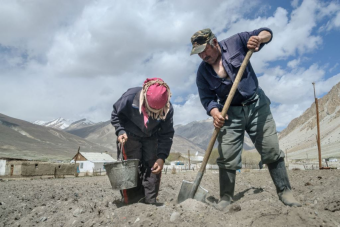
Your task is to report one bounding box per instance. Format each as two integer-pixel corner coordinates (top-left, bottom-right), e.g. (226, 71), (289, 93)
(188, 49), (254, 199)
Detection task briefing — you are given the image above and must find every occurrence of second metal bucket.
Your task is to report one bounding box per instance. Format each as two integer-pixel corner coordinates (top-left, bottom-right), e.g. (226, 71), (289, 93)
(105, 159), (139, 190)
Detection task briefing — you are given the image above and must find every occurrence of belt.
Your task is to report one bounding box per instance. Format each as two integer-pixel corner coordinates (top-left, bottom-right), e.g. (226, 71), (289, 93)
(231, 98), (257, 106)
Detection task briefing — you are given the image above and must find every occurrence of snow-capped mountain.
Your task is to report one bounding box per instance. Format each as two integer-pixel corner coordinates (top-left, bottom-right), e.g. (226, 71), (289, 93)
(32, 120), (47, 125)
(33, 118), (73, 130)
(33, 118), (95, 131)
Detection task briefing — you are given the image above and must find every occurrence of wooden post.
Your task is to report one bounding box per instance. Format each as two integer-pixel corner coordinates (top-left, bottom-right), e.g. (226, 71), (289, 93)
(188, 150), (191, 170)
(312, 82), (322, 169)
(75, 146), (80, 165)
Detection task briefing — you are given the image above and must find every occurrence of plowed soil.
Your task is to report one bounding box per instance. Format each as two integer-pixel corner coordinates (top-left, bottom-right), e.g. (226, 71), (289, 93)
(1, 169), (339, 227)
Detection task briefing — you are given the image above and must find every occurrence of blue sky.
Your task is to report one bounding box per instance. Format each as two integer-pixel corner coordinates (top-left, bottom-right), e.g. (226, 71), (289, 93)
(0, 0), (340, 131)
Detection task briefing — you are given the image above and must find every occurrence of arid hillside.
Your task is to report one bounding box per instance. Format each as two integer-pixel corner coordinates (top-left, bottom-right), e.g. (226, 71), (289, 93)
(0, 113), (111, 161)
(279, 82), (340, 160)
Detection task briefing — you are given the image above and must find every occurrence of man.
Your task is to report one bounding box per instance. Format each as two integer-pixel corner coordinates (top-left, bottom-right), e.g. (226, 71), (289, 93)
(111, 78), (174, 205)
(190, 28), (301, 210)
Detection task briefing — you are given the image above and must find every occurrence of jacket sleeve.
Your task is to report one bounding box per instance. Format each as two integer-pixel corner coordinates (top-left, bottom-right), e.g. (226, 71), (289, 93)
(238, 27), (273, 52)
(196, 69), (221, 116)
(156, 104), (175, 161)
(111, 95), (129, 136)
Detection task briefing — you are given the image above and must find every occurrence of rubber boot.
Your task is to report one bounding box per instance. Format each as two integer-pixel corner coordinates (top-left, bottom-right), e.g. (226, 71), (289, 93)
(214, 169), (236, 211)
(267, 158), (302, 207)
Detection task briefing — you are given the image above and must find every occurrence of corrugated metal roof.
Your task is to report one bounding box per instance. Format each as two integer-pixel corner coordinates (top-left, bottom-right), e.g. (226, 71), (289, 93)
(80, 152), (116, 162)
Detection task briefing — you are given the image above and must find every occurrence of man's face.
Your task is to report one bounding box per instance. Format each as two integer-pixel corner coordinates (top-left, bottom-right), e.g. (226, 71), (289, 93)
(198, 41), (220, 65)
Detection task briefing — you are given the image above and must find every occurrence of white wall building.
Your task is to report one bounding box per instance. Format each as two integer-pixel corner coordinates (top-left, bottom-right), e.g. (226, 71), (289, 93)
(0, 160), (6, 176)
(70, 152), (116, 175)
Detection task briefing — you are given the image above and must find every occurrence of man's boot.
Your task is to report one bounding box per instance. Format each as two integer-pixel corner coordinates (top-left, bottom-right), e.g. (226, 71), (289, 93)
(267, 158), (302, 207)
(214, 169), (236, 210)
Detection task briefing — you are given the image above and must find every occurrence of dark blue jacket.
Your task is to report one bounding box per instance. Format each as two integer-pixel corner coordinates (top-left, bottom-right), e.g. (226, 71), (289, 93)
(196, 28), (273, 115)
(111, 87), (174, 160)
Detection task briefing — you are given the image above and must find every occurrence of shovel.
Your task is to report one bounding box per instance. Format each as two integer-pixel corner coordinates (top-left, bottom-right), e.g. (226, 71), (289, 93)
(177, 49), (254, 204)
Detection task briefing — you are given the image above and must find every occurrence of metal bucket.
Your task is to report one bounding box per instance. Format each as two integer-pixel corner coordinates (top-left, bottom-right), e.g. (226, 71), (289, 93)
(104, 159), (139, 190)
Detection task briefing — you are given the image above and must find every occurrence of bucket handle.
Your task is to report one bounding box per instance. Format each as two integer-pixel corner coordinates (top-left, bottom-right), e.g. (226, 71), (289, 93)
(116, 140), (127, 162)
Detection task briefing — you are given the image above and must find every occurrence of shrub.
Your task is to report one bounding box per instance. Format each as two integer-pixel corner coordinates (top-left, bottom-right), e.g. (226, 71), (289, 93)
(242, 151), (261, 169)
(171, 166), (177, 174)
(167, 153), (181, 162)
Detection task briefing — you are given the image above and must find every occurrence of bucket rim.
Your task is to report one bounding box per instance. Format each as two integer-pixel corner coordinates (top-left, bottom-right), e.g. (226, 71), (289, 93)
(104, 159), (139, 166)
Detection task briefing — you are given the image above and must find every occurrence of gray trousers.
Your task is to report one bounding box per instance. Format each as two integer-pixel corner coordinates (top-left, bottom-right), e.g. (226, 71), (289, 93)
(118, 133), (160, 204)
(217, 89), (285, 170)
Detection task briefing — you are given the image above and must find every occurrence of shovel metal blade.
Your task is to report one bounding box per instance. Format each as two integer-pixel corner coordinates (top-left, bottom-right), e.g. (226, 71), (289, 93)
(177, 180), (208, 204)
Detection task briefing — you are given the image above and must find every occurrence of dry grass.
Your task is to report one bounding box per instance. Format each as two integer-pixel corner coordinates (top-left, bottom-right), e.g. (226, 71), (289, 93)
(242, 150), (261, 168)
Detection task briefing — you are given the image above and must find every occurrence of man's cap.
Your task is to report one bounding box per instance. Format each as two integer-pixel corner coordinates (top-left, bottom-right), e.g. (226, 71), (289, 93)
(190, 28), (216, 55)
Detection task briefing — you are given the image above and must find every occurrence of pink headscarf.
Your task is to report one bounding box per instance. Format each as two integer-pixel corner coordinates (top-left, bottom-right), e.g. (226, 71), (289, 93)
(139, 78), (171, 128)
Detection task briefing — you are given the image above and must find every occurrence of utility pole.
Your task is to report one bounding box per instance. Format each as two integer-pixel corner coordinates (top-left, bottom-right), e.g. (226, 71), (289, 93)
(285, 149), (289, 168)
(312, 82), (322, 169)
(188, 150), (191, 170)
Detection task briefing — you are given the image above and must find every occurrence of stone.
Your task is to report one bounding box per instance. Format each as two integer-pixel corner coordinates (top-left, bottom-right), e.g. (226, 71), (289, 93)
(170, 212), (180, 222)
(73, 208), (83, 217)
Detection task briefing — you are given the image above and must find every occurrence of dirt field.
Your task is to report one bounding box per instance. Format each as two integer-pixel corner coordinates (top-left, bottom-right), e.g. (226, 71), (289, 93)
(1, 169), (339, 227)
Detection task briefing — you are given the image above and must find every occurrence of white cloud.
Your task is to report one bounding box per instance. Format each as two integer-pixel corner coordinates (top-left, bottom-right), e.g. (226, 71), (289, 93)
(0, 1), (88, 58)
(259, 64), (340, 128)
(1, 0), (340, 131)
(329, 63), (339, 73)
(173, 94), (208, 126)
(287, 58), (300, 68)
(291, 0), (300, 8)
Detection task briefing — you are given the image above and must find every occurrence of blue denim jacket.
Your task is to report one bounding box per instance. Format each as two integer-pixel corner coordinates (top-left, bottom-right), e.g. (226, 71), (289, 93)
(196, 28), (273, 115)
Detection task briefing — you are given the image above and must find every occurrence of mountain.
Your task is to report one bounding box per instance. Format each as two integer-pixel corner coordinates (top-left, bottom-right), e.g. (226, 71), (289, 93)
(65, 121), (116, 152)
(33, 117), (72, 130)
(0, 113), (114, 161)
(66, 121), (205, 156)
(64, 118), (95, 131)
(33, 118), (95, 131)
(279, 82), (340, 160)
(174, 118), (255, 151)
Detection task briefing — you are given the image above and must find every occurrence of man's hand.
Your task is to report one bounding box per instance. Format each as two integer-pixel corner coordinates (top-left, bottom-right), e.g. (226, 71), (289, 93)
(247, 30), (271, 51)
(118, 133), (128, 144)
(247, 36), (262, 51)
(210, 108), (228, 128)
(151, 159), (164, 174)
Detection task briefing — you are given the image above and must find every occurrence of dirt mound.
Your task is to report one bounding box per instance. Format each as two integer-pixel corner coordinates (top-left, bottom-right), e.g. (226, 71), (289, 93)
(0, 169), (339, 226)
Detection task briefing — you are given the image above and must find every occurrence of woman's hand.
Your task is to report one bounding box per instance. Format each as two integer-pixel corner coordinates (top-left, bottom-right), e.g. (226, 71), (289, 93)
(151, 159), (164, 174)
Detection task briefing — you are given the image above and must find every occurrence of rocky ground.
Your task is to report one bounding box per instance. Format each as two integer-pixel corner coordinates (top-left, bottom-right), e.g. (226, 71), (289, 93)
(1, 169), (339, 227)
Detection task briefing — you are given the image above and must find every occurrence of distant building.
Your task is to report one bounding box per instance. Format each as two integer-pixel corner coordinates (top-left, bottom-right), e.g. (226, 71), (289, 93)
(176, 154), (204, 164)
(0, 157), (78, 177)
(70, 151), (116, 175)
